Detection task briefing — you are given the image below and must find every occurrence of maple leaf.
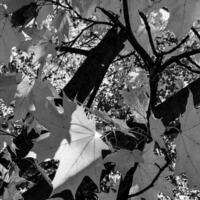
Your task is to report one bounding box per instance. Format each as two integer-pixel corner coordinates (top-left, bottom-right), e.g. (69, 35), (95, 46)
(131, 142), (173, 200)
(149, 114), (166, 149)
(104, 149), (142, 177)
(51, 106), (108, 196)
(175, 91), (200, 189)
(52, 9), (69, 42)
(31, 80), (72, 159)
(0, 5), (24, 64)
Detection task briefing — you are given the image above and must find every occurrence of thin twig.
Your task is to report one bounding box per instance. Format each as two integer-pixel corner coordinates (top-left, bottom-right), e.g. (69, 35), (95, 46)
(68, 23), (95, 47)
(112, 51), (135, 63)
(56, 46), (89, 56)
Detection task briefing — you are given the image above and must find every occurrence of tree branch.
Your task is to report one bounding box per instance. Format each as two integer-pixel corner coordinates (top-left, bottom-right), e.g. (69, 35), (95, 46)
(56, 46), (89, 56)
(139, 11), (158, 56)
(98, 5), (154, 69)
(66, 23), (95, 47)
(122, 0), (132, 32)
(122, 0), (154, 69)
(159, 48), (200, 73)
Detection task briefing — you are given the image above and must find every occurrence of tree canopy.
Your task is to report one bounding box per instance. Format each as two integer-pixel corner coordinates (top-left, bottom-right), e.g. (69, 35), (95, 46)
(1, 0), (200, 200)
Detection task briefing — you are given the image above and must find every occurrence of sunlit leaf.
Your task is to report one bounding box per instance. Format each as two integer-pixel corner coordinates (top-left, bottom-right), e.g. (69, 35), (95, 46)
(52, 106), (108, 195)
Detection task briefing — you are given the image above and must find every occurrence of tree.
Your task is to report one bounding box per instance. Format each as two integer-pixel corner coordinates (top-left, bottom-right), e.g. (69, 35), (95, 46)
(1, 0), (200, 199)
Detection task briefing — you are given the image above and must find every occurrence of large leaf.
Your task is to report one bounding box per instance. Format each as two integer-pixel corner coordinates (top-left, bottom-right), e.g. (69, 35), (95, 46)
(131, 142), (173, 200)
(31, 80), (72, 160)
(0, 5), (24, 64)
(52, 106), (108, 195)
(175, 91), (200, 188)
